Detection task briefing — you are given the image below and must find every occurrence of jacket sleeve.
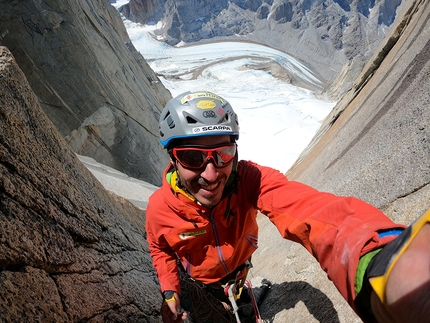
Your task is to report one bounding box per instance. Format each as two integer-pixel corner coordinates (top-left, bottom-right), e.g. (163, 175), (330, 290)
(146, 191), (181, 294)
(242, 161), (406, 313)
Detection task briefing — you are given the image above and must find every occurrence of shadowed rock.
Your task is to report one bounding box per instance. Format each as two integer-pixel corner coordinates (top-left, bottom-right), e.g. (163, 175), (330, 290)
(0, 46), (161, 322)
(0, 0), (171, 186)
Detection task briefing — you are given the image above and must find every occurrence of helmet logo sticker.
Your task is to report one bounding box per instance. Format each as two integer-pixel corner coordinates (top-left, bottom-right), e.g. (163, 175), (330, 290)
(192, 125), (233, 133)
(196, 100), (216, 109)
(203, 111), (216, 118)
(216, 108), (225, 115)
(180, 92), (225, 104)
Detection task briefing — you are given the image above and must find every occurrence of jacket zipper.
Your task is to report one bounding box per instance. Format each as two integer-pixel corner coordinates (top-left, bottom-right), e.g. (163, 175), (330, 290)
(208, 212), (230, 275)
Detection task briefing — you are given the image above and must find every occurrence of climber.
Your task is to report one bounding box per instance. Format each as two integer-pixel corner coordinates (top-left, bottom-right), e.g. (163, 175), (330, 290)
(145, 90), (430, 323)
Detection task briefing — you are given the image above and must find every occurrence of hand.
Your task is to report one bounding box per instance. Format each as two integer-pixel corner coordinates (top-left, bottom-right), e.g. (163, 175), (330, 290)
(371, 223), (430, 322)
(160, 292), (188, 323)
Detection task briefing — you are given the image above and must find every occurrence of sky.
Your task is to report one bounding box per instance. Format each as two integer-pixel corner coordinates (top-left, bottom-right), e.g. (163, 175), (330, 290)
(86, 1), (335, 205)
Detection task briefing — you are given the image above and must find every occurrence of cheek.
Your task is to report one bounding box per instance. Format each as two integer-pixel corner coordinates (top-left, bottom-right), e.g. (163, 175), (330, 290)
(176, 163), (199, 184)
(180, 172), (194, 185)
(218, 164), (233, 180)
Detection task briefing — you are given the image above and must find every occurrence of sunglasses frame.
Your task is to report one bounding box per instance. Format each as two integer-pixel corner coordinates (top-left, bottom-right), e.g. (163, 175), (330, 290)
(172, 143), (237, 170)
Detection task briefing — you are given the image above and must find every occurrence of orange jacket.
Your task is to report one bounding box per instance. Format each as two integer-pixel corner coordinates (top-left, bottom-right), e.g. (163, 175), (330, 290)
(146, 160), (404, 312)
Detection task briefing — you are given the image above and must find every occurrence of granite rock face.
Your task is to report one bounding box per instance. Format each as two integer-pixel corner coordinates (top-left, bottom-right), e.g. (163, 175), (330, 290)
(120, 0), (403, 98)
(0, 0), (171, 186)
(0, 46), (162, 322)
(252, 1), (430, 322)
(286, 0), (430, 223)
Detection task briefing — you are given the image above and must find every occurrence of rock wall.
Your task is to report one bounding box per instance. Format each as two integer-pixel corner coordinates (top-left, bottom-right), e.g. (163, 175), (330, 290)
(0, 0), (172, 186)
(286, 0), (430, 224)
(251, 0), (430, 322)
(0, 47), (162, 322)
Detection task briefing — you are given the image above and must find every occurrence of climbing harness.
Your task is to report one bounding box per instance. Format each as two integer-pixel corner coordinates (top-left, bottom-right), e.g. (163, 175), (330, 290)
(224, 279), (263, 323)
(223, 260), (263, 323)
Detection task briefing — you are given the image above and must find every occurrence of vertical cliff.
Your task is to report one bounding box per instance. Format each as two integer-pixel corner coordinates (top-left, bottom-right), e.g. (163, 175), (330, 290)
(1, 0), (428, 322)
(0, 0), (171, 186)
(0, 46), (161, 322)
(286, 0), (430, 224)
(252, 1), (430, 322)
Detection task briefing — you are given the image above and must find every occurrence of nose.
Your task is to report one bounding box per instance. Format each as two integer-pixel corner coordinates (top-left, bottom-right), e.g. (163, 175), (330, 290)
(200, 160), (218, 182)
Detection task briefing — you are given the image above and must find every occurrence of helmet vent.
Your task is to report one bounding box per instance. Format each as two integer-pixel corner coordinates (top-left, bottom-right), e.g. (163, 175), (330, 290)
(186, 116), (197, 124)
(166, 115), (175, 129)
(220, 114), (228, 123)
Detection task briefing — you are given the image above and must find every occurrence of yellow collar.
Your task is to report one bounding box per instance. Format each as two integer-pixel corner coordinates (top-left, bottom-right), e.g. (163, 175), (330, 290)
(168, 170), (196, 202)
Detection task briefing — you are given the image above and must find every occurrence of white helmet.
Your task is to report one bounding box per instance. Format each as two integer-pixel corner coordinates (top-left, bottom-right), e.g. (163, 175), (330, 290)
(159, 91), (240, 148)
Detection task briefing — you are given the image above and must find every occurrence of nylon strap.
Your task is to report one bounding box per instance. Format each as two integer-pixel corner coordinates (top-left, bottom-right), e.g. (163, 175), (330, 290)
(367, 208), (430, 303)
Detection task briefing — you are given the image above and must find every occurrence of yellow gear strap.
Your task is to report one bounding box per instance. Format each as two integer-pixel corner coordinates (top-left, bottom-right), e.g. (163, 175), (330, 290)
(169, 170), (196, 202)
(369, 208), (430, 303)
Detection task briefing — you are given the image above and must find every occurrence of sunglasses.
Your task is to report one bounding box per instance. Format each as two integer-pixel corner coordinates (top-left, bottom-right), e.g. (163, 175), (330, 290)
(172, 144), (237, 169)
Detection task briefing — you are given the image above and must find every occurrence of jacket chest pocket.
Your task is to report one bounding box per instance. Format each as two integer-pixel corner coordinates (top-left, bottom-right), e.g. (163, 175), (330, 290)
(165, 221), (212, 250)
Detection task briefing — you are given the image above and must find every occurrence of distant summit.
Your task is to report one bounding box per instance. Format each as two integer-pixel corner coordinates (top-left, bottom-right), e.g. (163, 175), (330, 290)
(120, 0), (404, 98)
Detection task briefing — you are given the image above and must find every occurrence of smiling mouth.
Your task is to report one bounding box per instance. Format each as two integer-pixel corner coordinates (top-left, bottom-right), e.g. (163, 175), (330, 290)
(200, 182), (220, 192)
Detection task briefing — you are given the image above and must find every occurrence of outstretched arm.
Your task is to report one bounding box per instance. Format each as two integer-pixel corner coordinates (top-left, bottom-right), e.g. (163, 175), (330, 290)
(249, 163), (406, 308)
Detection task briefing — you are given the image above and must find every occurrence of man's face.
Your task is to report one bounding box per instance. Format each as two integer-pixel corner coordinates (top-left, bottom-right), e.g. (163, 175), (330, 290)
(173, 135), (234, 208)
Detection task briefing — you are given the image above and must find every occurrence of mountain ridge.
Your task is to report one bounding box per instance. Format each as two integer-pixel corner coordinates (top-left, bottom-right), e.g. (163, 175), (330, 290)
(119, 0), (404, 99)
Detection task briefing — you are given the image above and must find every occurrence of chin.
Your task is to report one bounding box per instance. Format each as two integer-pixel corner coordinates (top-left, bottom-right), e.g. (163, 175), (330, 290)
(198, 195), (222, 209)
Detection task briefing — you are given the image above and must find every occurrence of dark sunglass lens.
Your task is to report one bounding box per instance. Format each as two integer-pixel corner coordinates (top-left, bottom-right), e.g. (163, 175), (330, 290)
(176, 150), (206, 168)
(214, 147), (236, 166)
